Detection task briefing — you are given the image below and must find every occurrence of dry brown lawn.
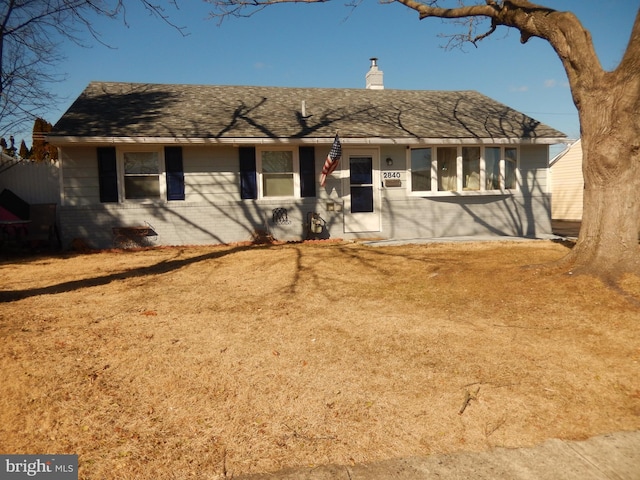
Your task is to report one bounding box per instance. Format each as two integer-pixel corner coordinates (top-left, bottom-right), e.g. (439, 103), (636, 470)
(1, 240), (639, 479)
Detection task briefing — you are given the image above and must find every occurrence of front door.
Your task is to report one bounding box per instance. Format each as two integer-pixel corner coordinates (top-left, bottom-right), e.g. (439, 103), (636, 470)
(343, 149), (381, 233)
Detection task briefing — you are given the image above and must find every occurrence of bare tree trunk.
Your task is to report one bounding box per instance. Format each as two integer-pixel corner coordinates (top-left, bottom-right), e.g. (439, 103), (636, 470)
(566, 80), (640, 275)
(570, 143), (640, 274)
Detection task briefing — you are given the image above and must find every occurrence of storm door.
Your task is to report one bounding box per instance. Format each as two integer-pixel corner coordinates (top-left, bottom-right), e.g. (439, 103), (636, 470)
(343, 150), (381, 233)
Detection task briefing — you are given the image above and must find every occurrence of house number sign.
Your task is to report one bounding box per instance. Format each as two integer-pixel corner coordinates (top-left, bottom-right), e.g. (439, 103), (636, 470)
(383, 171), (402, 188)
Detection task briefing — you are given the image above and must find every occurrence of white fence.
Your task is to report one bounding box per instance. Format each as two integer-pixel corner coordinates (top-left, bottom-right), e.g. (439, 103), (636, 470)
(0, 160), (60, 204)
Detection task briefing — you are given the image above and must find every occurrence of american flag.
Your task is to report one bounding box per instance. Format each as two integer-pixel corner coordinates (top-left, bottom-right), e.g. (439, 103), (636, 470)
(319, 134), (342, 187)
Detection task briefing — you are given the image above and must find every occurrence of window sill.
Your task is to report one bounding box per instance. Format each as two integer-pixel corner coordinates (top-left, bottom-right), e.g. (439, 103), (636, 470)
(122, 198), (165, 204)
(406, 190), (517, 197)
(259, 196), (300, 201)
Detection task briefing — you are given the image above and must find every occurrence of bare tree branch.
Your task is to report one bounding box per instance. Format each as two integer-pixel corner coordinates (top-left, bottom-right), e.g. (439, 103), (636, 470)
(204, 0), (331, 24)
(472, 19), (497, 46)
(392, 1), (606, 103)
(0, 1), (186, 138)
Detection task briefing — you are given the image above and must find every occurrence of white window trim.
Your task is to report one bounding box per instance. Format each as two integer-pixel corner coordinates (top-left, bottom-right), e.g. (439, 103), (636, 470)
(117, 147), (166, 203)
(256, 146), (300, 199)
(407, 145), (520, 197)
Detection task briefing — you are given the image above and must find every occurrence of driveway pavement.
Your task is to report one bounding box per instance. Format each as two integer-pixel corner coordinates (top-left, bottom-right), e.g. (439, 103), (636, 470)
(236, 430), (640, 479)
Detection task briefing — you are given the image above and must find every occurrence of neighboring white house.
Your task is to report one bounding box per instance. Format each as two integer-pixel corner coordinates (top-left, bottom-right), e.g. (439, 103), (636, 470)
(48, 60), (567, 249)
(550, 139), (583, 221)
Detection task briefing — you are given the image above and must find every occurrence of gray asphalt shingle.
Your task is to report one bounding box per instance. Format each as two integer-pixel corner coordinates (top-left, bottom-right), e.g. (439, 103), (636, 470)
(51, 81), (566, 141)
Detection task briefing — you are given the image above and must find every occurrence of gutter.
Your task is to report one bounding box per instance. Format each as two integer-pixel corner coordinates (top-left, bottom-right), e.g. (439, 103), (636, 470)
(47, 135), (568, 147)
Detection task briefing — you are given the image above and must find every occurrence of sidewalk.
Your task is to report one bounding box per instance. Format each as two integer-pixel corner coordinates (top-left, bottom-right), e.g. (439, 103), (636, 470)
(236, 430), (640, 479)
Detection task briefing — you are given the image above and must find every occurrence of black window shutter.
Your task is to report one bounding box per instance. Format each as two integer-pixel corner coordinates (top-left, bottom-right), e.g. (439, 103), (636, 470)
(97, 147), (118, 203)
(299, 146), (316, 197)
(239, 147), (257, 199)
(165, 146), (185, 201)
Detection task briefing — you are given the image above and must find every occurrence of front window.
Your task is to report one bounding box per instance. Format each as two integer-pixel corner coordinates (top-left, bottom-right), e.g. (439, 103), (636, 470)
(485, 147), (501, 190)
(409, 145), (518, 195)
(410, 148), (432, 192)
(261, 150), (294, 197)
(437, 147), (457, 191)
(124, 152), (160, 199)
(462, 147), (480, 191)
(505, 147), (517, 189)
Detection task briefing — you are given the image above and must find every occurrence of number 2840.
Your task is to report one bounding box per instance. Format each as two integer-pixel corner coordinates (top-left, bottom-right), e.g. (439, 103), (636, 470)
(383, 171), (401, 179)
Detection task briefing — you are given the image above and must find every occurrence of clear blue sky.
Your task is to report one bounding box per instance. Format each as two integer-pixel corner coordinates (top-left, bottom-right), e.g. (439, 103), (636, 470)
(38, 0), (637, 152)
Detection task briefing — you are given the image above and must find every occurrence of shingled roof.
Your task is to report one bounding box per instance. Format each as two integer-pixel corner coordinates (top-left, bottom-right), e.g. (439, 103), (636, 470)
(50, 81), (566, 143)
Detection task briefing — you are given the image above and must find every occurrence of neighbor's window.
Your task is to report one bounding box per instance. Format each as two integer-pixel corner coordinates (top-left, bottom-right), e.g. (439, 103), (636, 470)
(410, 148), (432, 192)
(437, 147), (457, 191)
(124, 152), (160, 199)
(261, 150), (294, 197)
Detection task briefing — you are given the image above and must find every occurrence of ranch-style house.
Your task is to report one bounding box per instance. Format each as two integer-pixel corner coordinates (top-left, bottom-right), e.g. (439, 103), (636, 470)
(48, 59), (566, 248)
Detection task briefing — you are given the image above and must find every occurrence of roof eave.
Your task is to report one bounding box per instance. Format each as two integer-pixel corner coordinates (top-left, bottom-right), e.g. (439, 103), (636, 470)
(47, 135), (567, 146)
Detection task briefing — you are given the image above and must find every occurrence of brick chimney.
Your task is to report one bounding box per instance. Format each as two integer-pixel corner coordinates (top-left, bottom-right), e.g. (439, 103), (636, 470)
(365, 57), (384, 90)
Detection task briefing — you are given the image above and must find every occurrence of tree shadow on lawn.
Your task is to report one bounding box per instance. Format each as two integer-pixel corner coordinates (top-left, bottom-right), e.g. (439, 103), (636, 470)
(0, 244), (264, 303)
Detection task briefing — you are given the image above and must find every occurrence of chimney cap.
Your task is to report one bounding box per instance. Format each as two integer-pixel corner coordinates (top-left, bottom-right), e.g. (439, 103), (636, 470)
(366, 57), (384, 89)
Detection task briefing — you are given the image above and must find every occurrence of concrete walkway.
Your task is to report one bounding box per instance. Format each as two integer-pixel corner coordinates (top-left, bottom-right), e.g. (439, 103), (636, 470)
(362, 220), (581, 247)
(236, 430), (640, 479)
(362, 233), (564, 247)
